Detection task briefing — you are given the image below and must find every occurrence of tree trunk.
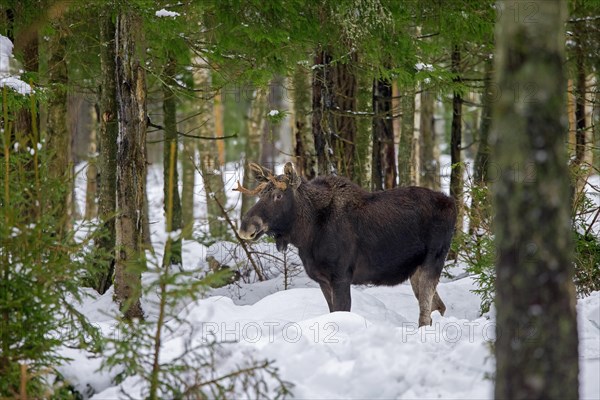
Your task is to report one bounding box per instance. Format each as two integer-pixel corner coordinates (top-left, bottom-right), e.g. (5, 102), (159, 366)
(261, 75), (284, 166)
(372, 76), (396, 190)
(181, 133), (195, 239)
(572, 14), (588, 197)
(194, 64), (227, 239)
(354, 74), (372, 188)
(293, 63), (316, 179)
(114, 10), (146, 320)
(574, 16), (587, 168)
(470, 57), (493, 234)
(331, 52), (358, 181)
(492, 2), (579, 399)
(474, 58), (493, 185)
(142, 175), (152, 248)
(13, 9), (38, 147)
(419, 89), (439, 190)
(398, 89), (415, 186)
(594, 74), (600, 172)
(450, 46), (463, 203)
(8, 7), (39, 222)
(312, 47), (334, 176)
(46, 20), (71, 234)
(241, 88), (267, 217)
(95, 10), (118, 295)
(84, 105), (98, 220)
(162, 55), (182, 267)
(214, 91), (226, 166)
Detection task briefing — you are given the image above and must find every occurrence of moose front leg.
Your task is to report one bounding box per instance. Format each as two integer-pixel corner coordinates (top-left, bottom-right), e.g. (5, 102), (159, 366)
(330, 279), (352, 312)
(317, 280), (334, 312)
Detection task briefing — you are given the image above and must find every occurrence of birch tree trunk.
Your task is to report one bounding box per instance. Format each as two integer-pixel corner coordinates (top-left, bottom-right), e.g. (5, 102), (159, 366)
(419, 89), (439, 190)
(493, 2), (579, 398)
(194, 65), (227, 239)
(114, 10), (146, 320)
(241, 88), (266, 217)
(84, 106), (98, 221)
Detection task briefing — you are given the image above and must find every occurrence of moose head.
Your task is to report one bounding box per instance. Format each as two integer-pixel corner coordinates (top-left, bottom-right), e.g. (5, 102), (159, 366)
(235, 162), (302, 250)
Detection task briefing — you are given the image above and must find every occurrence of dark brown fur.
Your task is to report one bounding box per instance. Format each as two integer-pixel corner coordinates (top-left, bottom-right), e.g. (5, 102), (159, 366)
(239, 163), (457, 326)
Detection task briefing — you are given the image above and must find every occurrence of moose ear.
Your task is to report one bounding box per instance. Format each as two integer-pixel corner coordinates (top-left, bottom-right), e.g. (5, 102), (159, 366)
(284, 162), (301, 189)
(249, 163), (271, 182)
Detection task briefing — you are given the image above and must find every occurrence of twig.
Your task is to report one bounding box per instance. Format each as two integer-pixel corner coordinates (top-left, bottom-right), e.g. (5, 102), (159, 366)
(211, 194), (265, 281)
(185, 361), (271, 392)
(193, 163), (266, 282)
(584, 207), (600, 237)
(147, 117), (237, 141)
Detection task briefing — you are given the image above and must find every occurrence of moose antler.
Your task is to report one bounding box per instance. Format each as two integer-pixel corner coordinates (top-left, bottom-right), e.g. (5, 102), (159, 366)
(233, 180), (268, 195)
(233, 163), (288, 195)
(248, 163), (270, 178)
(267, 175), (287, 191)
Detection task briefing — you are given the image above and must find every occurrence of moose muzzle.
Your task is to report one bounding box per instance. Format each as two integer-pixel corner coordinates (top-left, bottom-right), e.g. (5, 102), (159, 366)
(238, 215), (268, 241)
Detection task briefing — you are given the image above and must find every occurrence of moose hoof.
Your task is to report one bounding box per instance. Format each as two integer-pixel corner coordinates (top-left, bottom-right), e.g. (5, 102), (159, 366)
(437, 304), (447, 316)
(418, 316), (432, 328)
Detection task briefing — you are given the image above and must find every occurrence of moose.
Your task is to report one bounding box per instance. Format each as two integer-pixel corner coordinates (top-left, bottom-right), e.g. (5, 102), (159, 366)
(236, 162), (457, 327)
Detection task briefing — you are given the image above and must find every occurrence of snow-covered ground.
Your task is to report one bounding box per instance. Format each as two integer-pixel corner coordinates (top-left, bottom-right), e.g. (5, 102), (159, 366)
(60, 260), (600, 399)
(63, 163), (600, 399)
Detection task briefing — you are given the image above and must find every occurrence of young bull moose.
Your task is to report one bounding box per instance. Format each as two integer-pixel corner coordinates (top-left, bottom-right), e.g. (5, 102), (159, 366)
(236, 162), (457, 327)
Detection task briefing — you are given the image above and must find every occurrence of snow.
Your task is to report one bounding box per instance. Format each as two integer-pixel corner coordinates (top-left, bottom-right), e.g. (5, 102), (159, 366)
(268, 109), (280, 116)
(0, 76), (32, 95)
(0, 35), (32, 95)
(62, 260), (600, 400)
(0, 34), (14, 72)
(58, 162), (600, 399)
(415, 62), (434, 72)
(155, 9), (180, 18)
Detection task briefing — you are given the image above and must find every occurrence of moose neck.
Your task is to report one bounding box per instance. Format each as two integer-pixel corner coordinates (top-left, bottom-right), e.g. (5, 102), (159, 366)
(287, 182), (332, 250)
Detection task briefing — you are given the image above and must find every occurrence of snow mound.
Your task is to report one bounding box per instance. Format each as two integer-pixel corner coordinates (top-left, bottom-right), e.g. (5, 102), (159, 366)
(0, 34), (32, 95)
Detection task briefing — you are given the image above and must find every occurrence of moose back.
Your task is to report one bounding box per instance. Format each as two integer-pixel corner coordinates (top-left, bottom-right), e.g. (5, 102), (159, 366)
(237, 163), (457, 327)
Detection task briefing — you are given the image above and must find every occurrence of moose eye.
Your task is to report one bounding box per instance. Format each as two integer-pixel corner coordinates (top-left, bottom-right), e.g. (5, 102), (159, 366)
(273, 193), (283, 202)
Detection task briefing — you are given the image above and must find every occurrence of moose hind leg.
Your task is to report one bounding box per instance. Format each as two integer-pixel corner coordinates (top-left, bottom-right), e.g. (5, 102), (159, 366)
(409, 269), (421, 298)
(411, 269), (446, 320)
(432, 290), (446, 316)
(418, 271), (437, 328)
